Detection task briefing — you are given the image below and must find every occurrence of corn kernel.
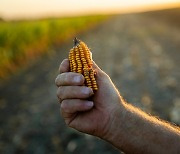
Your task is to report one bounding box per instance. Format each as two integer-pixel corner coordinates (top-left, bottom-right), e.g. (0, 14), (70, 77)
(68, 38), (98, 91)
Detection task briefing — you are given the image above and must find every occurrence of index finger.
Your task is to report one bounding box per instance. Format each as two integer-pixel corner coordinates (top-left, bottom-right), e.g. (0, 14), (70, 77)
(59, 59), (70, 73)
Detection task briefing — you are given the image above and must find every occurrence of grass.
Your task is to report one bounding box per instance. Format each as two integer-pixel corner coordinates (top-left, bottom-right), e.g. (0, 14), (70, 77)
(0, 15), (108, 79)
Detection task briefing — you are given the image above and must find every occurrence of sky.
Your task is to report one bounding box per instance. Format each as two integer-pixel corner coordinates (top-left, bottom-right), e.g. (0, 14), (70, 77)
(0, 0), (180, 20)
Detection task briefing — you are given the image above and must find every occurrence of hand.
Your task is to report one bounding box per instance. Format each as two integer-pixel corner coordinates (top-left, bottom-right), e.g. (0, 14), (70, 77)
(55, 59), (123, 138)
(55, 59), (180, 153)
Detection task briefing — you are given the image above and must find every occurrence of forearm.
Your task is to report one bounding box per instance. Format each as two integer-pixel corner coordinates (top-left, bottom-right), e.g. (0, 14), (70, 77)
(104, 96), (180, 154)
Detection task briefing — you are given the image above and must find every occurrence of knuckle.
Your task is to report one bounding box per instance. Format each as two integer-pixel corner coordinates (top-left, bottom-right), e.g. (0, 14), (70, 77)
(59, 61), (64, 72)
(55, 74), (60, 85)
(63, 73), (69, 83)
(61, 73), (71, 84)
(61, 100), (70, 112)
(57, 86), (63, 98)
(55, 78), (57, 85)
(56, 89), (59, 97)
(59, 64), (62, 73)
(63, 72), (85, 85)
(59, 59), (68, 73)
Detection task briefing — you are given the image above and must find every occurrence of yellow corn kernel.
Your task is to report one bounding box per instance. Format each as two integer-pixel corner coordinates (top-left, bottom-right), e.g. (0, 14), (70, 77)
(68, 38), (98, 91)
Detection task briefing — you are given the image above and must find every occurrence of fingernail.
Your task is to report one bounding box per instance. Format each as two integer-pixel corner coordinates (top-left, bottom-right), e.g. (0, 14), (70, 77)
(73, 76), (81, 83)
(86, 101), (94, 107)
(82, 87), (92, 95)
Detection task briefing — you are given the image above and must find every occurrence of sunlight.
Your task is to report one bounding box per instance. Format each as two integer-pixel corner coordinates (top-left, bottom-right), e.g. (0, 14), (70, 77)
(0, 0), (180, 19)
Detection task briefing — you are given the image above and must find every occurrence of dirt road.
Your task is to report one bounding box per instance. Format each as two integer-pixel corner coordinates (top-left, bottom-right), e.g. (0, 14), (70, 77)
(0, 10), (180, 154)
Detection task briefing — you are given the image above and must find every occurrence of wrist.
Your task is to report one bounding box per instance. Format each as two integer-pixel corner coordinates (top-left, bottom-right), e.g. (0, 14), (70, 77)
(101, 98), (127, 149)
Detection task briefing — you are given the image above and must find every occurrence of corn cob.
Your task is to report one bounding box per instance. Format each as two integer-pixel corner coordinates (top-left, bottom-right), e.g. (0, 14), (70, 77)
(68, 38), (98, 91)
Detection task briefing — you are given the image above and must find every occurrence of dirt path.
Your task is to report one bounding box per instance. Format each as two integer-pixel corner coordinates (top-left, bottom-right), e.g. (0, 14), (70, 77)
(0, 12), (180, 154)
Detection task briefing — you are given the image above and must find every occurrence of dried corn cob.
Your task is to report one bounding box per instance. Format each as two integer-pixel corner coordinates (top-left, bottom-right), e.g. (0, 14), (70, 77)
(68, 38), (98, 91)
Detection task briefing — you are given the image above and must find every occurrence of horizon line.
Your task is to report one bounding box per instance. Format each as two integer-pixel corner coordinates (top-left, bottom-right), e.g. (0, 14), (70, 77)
(1, 2), (180, 21)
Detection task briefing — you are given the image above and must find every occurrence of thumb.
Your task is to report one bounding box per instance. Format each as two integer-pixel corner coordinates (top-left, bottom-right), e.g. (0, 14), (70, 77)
(92, 60), (109, 78)
(92, 60), (102, 71)
(92, 60), (119, 93)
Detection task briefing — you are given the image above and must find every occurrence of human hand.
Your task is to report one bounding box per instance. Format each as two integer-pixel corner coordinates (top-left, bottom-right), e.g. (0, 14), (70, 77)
(55, 59), (123, 138)
(56, 59), (180, 153)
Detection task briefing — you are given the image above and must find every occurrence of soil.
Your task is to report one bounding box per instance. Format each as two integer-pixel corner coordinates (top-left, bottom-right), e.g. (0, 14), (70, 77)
(0, 8), (180, 154)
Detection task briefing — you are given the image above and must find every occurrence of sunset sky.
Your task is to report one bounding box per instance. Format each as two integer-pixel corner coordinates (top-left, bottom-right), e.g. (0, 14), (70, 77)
(0, 0), (180, 20)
